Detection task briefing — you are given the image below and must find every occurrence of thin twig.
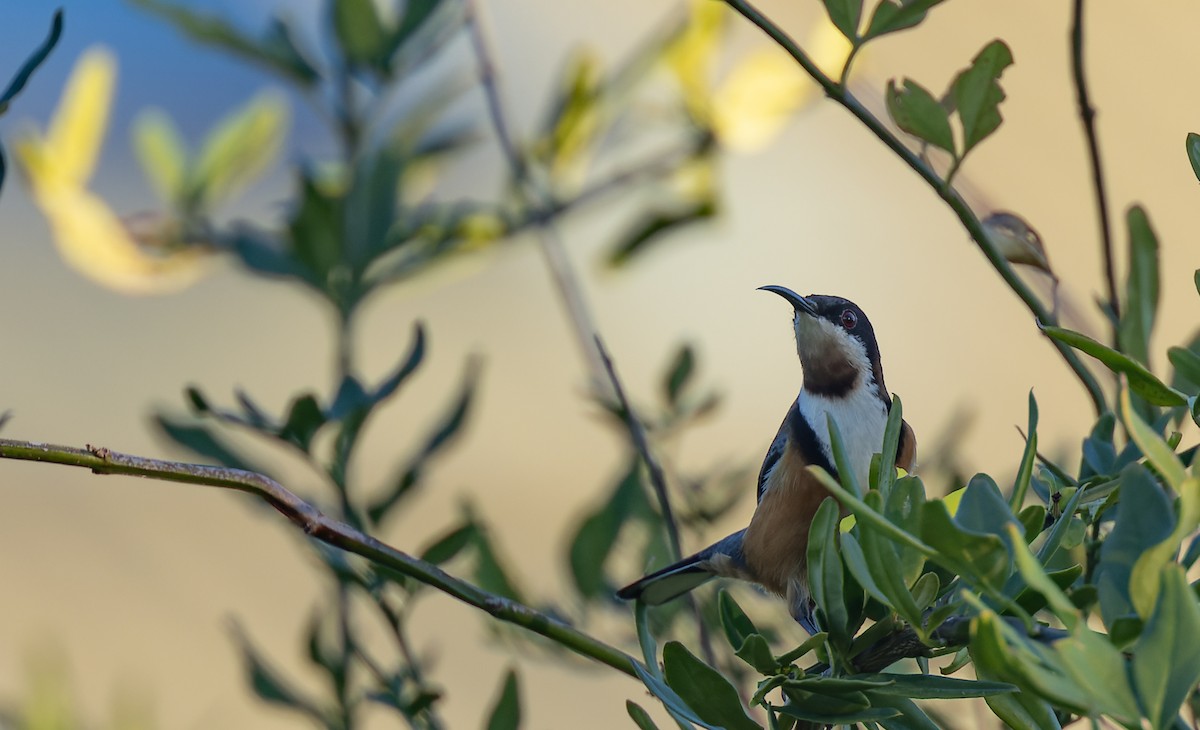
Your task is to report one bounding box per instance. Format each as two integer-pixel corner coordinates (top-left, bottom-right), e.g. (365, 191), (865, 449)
(594, 336), (717, 666)
(1071, 0), (1120, 343)
(463, 1), (612, 397)
(722, 0), (1108, 416)
(0, 439), (641, 679)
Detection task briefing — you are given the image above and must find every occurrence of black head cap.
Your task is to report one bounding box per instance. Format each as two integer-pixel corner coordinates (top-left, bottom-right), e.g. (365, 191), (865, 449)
(759, 286), (888, 401)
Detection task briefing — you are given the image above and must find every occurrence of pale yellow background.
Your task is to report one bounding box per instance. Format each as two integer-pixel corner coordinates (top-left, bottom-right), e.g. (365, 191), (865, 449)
(0, 0), (1198, 727)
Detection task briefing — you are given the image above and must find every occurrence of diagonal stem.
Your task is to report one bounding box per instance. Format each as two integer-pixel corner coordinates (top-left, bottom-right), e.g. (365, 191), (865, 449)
(463, 1), (612, 398)
(1071, 0), (1120, 344)
(0, 439), (642, 679)
(722, 0), (1107, 416)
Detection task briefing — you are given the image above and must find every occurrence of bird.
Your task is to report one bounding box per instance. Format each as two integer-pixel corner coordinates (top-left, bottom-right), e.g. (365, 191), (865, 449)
(616, 285), (916, 632)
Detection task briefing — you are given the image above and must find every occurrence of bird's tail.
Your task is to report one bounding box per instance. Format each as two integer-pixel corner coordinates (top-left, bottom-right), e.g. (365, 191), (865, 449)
(616, 530), (746, 605)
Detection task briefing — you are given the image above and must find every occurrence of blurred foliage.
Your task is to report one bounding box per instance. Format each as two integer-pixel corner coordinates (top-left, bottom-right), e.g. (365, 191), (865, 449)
(8, 0), (802, 727)
(7, 0), (1200, 728)
(0, 10), (62, 197)
(0, 651), (154, 730)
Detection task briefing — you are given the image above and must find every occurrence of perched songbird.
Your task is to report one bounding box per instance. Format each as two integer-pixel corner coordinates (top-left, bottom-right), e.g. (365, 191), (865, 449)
(617, 286), (916, 631)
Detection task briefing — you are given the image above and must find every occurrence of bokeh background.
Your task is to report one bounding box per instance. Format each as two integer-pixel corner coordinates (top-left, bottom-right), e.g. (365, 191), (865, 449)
(0, 0), (1198, 727)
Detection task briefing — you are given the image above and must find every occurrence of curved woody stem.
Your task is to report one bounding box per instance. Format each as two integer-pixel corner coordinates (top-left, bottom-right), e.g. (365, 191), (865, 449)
(721, 0), (1108, 415)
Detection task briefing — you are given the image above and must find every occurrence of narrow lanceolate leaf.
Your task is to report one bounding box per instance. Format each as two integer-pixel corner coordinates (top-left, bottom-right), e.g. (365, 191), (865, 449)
(1042, 326), (1186, 406)
(1094, 464), (1173, 632)
(626, 701), (662, 730)
(1119, 387), (1186, 489)
(822, 0), (863, 41)
(1119, 206), (1161, 367)
(132, 110), (187, 204)
(1132, 564), (1200, 730)
(1168, 345), (1200, 391)
(0, 9), (64, 114)
(485, 669), (521, 730)
(1187, 132), (1200, 183)
(886, 78), (955, 154)
(950, 40), (1013, 154)
(333, 0), (389, 69)
(863, 0), (948, 41)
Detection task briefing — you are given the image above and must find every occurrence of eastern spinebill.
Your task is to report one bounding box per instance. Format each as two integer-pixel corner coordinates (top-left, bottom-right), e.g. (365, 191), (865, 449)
(617, 285), (916, 632)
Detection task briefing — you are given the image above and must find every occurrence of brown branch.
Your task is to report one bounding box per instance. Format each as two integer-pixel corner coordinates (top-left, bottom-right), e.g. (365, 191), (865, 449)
(0, 439), (640, 679)
(721, 0), (1108, 416)
(1071, 0), (1120, 339)
(594, 337), (716, 666)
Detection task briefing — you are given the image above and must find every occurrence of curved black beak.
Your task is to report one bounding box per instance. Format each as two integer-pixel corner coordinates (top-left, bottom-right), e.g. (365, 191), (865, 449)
(758, 285), (816, 316)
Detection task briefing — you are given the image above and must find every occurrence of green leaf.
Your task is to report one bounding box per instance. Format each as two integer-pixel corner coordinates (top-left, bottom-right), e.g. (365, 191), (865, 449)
(950, 40), (1013, 154)
(132, 110), (188, 204)
(1011, 391), (1038, 510)
(0, 10), (63, 115)
(871, 694), (939, 730)
(863, 0), (947, 41)
(1118, 206), (1160, 366)
(885, 79), (955, 154)
(735, 634), (778, 674)
(469, 514), (526, 603)
(154, 415), (263, 473)
(1033, 482), (1085, 565)
(632, 661), (721, 729)
(626, 701), (662, 730)
(607, 197), (717, 267)
(827, 413), (863, 498)
(718, 590), (759, 651)
(1129, 475), (1200, 620)
(776, 703), (897, 725)
(1133, 564), (1200, 730)
(368, 359), (480, 524)
(856, 673), (1015, 699)
(191, 92), (289, 208)
(132, 0), (319, 86)
(822, 0), (863, 40)
(419, 522), (476, 565)
(976, 661), (1062, 730)
(919, 500), (1009, 589)
(662, 642), (760, 730)
(1009, 524), (1078, 628)
(485, 669), (521, 730)
(333, 0), (389, 69)
(1120, 386), (1186, 489)
(231, 624), (324, 720)
(776, 632), (828, 666)
(1042, 326), (1186, 406)
(278, 394), (325, 452)
(808, 498), (849, 645)
(1168, 345), (1200, 392)
(1095, 464), (1173, 631)
(663, 344), (695, 406)
(878, 394), (905, 495)
(1187, 132), (1200, 183)
(372, 322), (427, 404)
(569, 464), (649, 598)
(391, 0), (440, 51)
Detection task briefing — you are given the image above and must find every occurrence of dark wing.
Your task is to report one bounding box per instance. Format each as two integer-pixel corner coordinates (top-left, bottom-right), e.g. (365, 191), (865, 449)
(757, 402), (797, 502)
(896, 418), (917, 472)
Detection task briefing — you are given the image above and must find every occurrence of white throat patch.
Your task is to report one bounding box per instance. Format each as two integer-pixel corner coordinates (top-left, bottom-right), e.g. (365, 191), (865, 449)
(797, 385), (888, 491)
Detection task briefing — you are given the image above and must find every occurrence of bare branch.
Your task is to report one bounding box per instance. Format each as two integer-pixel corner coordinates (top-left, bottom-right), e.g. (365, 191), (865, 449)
(0, 439), (641, 679)
(1071, 0), (1120, 342)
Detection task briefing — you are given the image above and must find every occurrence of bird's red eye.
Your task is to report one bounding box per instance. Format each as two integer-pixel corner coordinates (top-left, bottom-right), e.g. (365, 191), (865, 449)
(840, 310), (857, 329)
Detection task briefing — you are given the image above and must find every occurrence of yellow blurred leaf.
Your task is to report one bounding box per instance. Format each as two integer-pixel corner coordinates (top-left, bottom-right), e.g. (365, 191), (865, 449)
(43, 48), (114, 186)
(132, 108), (187, 203)
(662, 0), (726, 121)
(16, 47), (206, 295)
(713, 48), (809, 151)
(192, 90), (289, 207)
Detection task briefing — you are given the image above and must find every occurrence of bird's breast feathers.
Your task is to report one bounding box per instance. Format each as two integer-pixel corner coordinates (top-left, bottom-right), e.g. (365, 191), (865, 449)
(796, 386), (888, 491)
